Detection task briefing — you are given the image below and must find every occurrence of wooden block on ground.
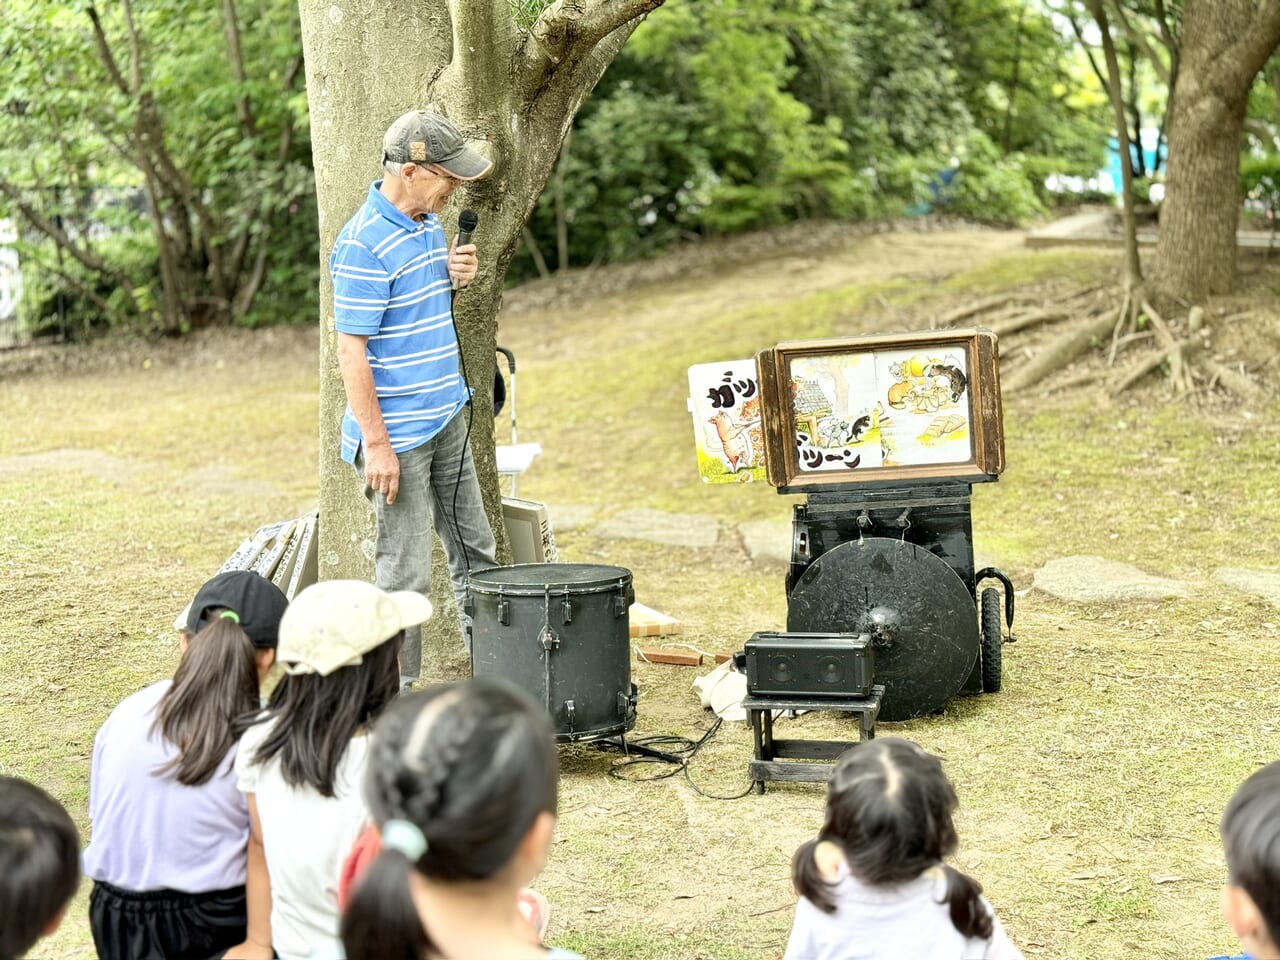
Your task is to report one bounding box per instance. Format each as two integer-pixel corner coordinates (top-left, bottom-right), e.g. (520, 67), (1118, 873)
(629, 602), (682, 638)
(636, 647), (702, 666)
(714, 652), (733, 664)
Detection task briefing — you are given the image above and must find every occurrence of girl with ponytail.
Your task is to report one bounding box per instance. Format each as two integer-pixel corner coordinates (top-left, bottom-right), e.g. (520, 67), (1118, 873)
(340, 676), (582, 960)
(785, 737), (1024, 960)
(83, 570), (288, 960)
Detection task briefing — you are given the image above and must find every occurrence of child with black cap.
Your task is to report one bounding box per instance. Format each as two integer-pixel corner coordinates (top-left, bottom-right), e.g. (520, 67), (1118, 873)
(0, 775), (81, 960)
(83, 570), (288, 960)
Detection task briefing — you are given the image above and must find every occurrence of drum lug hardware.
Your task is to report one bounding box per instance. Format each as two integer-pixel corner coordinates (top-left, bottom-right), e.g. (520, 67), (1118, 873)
(497, 596), (510, 626)
(614, 592), (627, 616)
(561, 596), (573, 623)
(565, 699), (576, 729)
(538, 626), (559, 650)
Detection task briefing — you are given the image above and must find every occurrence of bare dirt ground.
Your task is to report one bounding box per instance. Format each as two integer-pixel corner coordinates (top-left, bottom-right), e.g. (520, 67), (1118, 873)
(4, 219), (1280, 960)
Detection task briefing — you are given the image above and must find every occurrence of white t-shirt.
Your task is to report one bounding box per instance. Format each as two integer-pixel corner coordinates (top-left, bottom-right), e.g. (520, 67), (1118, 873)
(235, 719), (372, 959)
(783, 867), (1025, 960)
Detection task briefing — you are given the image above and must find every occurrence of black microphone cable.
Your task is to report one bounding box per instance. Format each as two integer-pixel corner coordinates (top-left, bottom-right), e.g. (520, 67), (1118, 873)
(444, 209), (481, 593)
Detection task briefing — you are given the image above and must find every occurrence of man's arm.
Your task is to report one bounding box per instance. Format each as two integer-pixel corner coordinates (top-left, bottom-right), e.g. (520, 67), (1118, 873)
(336, 332), (400, 505)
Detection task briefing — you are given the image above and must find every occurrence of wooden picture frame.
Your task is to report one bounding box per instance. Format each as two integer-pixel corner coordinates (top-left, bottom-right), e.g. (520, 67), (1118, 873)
(755, 329), (1004, 491)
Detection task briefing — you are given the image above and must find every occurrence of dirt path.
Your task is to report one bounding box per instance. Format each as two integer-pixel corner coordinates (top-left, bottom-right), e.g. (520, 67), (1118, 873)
(499, 225), (1025, 358)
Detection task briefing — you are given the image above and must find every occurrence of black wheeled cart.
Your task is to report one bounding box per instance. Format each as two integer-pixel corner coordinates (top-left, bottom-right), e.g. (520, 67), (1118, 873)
(739, 329), (1018, 789)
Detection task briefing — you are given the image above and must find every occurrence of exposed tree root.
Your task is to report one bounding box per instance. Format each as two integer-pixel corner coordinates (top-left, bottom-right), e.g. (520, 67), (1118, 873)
(1002, 308), (1120, 393)
(942, 280), (1271, 402)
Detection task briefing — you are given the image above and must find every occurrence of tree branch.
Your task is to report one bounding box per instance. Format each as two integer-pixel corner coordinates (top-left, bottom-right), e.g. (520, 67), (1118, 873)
(522, 0), (662, 85)
(85, 5), (131, 96)
(29, 254), (123, 324)
(120, 0), (144, 93)
(1106, 0), (1169, 86)
(220, 0), (257, 140)
(0, 178), (142, 315)
(1224, 1), (1280, 93)
(1064, 5), (1107, 93)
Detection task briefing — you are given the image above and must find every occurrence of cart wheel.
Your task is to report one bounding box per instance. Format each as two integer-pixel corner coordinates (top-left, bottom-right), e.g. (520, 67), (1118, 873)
(980, 587), (1003, 693)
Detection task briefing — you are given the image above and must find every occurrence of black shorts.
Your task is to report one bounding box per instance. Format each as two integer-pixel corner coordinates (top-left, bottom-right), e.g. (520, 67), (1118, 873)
(89, 879), (249, 960)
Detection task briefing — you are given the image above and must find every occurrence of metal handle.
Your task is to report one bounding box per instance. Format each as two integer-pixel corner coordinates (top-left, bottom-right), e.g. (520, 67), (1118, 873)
(539, 589), (559, 650)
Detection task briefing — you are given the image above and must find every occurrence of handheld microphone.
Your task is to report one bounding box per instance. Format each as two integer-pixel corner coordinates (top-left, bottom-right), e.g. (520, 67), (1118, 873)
(453, 209), (479, 291)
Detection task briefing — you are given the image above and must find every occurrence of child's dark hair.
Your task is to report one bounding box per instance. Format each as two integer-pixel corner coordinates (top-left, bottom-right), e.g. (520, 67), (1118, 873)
(154, 615), (260, 786)
(1221, 760), (1280, 948)
(791, 737), (993, 941)
(340, 676), (559, 960)
(0, 776), (81, 960)
(249, 633), (402, 798)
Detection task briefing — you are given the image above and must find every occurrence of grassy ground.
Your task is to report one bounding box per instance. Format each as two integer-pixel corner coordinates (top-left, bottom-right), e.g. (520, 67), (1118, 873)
(3, 224), (1279, 960)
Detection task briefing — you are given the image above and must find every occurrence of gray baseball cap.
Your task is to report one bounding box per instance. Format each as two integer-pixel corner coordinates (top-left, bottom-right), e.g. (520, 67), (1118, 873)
(383, 110), (492, 181)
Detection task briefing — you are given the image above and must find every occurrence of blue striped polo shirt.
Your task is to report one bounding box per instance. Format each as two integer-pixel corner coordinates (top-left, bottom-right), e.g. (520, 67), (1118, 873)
(330, 182), (468, 463)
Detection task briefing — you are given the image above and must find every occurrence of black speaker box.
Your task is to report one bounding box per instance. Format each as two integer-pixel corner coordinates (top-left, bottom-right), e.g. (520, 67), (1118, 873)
(744, 632), (874, 699)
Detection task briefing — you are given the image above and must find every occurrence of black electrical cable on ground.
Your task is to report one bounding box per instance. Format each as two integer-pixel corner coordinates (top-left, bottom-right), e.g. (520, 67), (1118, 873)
(607, 717), (757, 800)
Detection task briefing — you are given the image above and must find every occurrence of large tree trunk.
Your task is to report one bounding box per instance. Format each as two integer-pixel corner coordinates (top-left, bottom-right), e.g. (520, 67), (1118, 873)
(1152, 0), (1280, 301)
(298, 0), (661, 655)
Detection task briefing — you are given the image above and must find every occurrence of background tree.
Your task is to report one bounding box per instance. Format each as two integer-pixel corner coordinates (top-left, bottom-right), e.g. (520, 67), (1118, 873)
(0, 0), (315, 335)
(1151, 0), (1280, 300)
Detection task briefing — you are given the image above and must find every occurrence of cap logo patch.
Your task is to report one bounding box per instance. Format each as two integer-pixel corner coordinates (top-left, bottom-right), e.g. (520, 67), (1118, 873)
(410, 141), (427, 162)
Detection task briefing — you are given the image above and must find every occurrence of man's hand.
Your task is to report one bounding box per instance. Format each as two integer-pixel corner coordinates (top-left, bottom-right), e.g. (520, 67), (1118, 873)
(364, 441), (401, 505)
(448, 237), (479, 289)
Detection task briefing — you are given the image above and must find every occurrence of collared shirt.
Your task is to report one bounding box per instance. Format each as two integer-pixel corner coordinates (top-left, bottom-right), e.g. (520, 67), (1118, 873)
(330, 182), (468, 463)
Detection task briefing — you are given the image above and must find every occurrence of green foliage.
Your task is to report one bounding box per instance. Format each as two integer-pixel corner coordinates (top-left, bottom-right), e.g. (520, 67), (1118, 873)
(507, 0), (548, 32)
(0, 0), (316, 335)
(509, 0), (1109, 281)
(1241, 153), (1280, 229)
(1241, 154), (1280, 203)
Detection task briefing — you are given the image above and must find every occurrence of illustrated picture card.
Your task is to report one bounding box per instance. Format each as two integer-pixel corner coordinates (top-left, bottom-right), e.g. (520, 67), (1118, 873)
(687, 360), (768, 484)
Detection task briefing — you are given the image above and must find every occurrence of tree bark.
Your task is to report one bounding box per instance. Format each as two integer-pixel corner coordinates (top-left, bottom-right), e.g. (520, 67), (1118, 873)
(299, 0), (662, 653)
(1152, 0), (1280, 301)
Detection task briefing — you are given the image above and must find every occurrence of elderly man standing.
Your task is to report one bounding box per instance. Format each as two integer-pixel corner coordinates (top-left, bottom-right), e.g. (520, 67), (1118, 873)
(330, 110), (498, 689)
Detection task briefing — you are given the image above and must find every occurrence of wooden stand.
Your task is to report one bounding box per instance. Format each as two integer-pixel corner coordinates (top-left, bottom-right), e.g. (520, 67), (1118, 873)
(743, 686), (884, 793)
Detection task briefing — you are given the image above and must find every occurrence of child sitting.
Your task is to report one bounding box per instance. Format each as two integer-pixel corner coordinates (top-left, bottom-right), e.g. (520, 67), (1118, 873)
(0, 775), (81, 960)
(83, 570), (287, 960)
(340, 676), (582, 960)
(1219, 761), (1280, 960)
(784, 738), (1024, 960)
(236, 579), (432, 958)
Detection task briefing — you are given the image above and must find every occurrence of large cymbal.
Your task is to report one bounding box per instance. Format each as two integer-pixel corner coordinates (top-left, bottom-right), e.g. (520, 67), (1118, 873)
(787, 537), (978, 721)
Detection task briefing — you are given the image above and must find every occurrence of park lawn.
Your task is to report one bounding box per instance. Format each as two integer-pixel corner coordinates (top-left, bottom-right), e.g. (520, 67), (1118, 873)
(3, 225), (1278, 960)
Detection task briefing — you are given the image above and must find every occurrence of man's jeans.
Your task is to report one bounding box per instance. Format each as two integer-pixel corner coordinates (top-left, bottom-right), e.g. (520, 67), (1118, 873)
(356, 408), (498, 683)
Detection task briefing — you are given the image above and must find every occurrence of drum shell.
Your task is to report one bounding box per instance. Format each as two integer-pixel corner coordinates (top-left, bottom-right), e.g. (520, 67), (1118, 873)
(467, 563), (636, 742)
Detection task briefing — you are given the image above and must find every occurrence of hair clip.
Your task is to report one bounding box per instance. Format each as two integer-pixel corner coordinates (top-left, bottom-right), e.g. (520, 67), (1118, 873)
(381, 818), (428, 861)
(219, 610), (241, 624)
